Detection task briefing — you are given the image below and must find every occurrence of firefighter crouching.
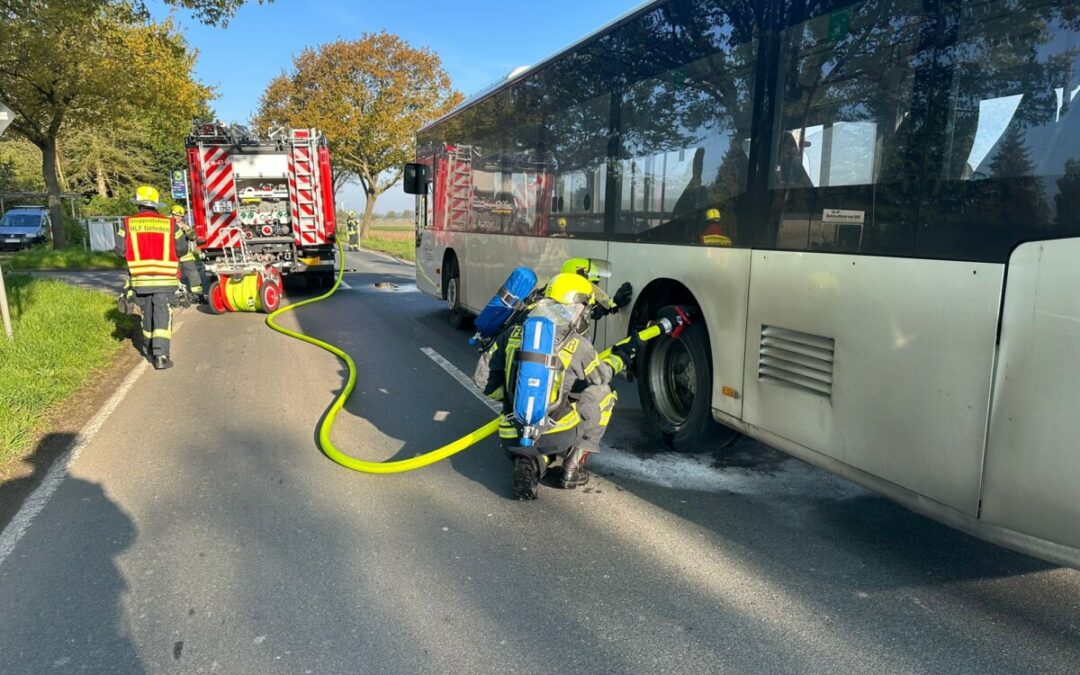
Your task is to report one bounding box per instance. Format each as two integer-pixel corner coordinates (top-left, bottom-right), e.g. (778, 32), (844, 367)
(115, 186), (188, 370)
(474, 273), (640, 500)
(171, 204), (206, 303)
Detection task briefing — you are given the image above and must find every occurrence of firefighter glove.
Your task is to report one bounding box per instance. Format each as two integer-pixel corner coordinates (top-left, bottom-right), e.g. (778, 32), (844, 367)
(613, 282), (633, 309)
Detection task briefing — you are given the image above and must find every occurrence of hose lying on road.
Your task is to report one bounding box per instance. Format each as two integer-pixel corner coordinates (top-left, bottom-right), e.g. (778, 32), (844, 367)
(265, 242), (667, 474)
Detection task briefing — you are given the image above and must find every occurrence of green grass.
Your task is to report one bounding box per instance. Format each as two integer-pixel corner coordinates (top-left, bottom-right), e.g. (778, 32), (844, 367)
(361, 236), (416, 261)
(369, 223), (415, 232)
(0, 274), (137, 461)
(2, 246), (125, 271)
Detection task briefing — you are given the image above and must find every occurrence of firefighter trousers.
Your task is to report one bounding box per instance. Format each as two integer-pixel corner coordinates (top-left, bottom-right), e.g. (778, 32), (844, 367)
(348, 231), (359, 251)
(180, 259), (205, 295)
(502, 384), (618, 469)
(134, 291), (173, 358)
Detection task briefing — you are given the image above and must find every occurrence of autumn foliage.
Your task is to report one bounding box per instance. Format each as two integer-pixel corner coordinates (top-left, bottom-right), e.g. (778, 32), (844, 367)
(255, 33), (462, 236)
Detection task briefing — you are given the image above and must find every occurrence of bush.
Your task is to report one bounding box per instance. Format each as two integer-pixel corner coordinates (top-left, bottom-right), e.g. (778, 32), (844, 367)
(0, 274), (136, 460)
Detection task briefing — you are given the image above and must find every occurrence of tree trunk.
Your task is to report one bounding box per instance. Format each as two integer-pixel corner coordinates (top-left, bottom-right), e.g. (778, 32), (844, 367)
(40, 136), (68, 249)
(360, 189), (379, 239)
(95, 157), (109, 198)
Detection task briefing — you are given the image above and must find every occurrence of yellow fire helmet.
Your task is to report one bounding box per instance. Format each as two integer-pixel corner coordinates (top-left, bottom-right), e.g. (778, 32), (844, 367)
(557, 217), (568, 229)
(705, 208), (721, 222)
(560, 257), (612, 284)
(545, 272), (596, 306)
(171, 204), (186, 217)
(133, 185), (162, 209)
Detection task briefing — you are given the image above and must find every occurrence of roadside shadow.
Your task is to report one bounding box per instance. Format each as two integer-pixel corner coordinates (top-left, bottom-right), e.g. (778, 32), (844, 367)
(0, 438), (142, 671)
(0, 433), (77, 530)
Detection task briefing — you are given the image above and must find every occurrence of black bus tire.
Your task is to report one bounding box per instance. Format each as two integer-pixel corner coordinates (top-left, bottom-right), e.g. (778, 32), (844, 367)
(637, 308), (716, 451)
(443, 256), (468, 330)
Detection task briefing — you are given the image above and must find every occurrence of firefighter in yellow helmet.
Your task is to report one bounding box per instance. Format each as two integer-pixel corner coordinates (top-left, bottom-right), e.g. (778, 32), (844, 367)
(700, 208), (732, 247)
(115, 186), (188, 370)
(171, 204), (206, 303)
(473, 272), (640, 499)
(346, 210), (360, 251)
(558, 257), (633, 319)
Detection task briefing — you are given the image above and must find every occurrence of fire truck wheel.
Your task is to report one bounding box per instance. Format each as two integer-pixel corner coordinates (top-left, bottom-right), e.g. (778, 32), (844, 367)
(259, 277), (282, 313)
(208, 280), (228, 315)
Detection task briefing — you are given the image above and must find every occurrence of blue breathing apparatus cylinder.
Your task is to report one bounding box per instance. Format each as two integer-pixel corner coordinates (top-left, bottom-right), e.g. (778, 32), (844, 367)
(512, 315), (559, 446)
(470, 267), (537, 346)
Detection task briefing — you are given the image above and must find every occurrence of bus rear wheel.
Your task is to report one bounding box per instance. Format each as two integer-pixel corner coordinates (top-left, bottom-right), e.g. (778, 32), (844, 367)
(637, 307), (715, 451)
(443, 257), (468, 329)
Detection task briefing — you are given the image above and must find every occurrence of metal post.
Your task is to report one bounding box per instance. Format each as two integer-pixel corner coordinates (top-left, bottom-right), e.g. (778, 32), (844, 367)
(0, 262), (13, 340)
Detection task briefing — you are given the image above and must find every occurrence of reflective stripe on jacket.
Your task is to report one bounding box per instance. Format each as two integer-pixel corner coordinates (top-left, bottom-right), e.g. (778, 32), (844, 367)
(119, 212), (186, 289)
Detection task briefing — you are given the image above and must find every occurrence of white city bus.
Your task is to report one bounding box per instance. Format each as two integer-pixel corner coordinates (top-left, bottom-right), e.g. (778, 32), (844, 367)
(406, 0), (1080, 569)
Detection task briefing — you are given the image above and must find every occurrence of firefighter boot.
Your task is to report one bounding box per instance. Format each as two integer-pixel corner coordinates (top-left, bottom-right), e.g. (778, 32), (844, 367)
(154, 355), (174, 370)
(560, 447), (591, 489)
(512, 455), (546, 500)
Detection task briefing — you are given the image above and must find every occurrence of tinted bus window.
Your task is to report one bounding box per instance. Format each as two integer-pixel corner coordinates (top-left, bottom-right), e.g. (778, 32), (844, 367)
(608, 0), (760, 248)
(541, 51), (612, 238)
(759, 0), (932, 256)
(917, 0), (1080, 262)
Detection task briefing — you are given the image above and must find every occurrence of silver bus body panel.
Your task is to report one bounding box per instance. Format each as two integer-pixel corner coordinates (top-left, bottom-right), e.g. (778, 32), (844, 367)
(983, 237), (1080, 552)
(740, 251), (1004, 516)
(711, 409), (1080, 569)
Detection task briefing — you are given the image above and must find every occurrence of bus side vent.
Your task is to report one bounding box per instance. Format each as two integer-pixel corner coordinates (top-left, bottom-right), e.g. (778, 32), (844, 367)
(758, 326), (835, 399)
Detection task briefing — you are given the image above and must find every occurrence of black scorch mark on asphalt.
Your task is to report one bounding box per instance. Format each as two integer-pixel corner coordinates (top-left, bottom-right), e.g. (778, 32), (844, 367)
(173, 641), (184, 660)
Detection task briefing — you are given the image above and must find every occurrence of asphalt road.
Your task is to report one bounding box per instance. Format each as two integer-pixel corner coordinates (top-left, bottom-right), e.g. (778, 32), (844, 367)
(0, 249), (1077, 674)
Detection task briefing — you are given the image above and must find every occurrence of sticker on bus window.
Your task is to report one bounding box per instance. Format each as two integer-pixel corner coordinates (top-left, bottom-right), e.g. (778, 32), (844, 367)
(822, 208), (865, 225)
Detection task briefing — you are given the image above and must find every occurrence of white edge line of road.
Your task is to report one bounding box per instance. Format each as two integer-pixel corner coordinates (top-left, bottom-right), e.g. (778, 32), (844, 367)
(0, 317), (189, 568)
(420, 347), (501, 414)
(338, 280), (353, 290)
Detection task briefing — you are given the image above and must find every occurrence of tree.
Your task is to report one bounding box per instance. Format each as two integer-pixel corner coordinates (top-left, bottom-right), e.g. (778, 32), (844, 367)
(0, 1), (210, 247)
(255, 33), (462, 237)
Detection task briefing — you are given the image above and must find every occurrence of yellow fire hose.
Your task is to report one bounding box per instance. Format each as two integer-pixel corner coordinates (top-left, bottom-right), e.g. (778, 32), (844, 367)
(265, 243), (666, 474)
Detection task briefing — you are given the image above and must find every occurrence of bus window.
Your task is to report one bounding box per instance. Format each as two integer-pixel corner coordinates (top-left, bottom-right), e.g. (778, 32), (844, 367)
(761, 0), (929, 256)
(918, 0), (1080, 262)
(605, 1), (758, 247)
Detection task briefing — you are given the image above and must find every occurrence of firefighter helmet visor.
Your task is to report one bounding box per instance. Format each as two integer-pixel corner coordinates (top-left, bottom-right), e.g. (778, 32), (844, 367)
(560, 257), (611, 284)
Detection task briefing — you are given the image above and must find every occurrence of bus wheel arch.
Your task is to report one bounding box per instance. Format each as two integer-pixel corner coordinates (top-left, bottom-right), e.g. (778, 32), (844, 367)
(630, 279), (720, 451)
(441, 249), (468, 329)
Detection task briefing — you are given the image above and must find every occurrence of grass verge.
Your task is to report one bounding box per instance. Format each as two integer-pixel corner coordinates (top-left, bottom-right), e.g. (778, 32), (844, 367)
(361, 236), (416, 262)
(0, 274), (137, 462)
(2, 246), (125, 271)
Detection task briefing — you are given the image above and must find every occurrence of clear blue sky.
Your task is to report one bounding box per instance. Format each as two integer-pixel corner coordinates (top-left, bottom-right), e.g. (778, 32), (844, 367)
(149, 0), (637, 213)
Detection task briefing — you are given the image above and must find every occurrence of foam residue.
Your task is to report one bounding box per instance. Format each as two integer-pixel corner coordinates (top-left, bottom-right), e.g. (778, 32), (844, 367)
(592, 445), (865, 500)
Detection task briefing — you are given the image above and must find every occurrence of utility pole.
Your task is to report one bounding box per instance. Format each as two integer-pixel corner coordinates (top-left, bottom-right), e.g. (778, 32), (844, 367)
(0, 102), (15, 339)
(0, 264), (12, 340)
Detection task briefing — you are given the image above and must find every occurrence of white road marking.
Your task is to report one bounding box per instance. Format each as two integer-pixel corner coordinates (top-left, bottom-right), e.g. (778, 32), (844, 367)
(0, 318), (192, 567)
(0, 360), (149, 568)
(338, 280), (353, 290)
(420, 347), (501, 413)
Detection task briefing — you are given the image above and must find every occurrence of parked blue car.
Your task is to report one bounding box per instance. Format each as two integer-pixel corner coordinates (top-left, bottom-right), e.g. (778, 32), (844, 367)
(0, 207), (52, 251)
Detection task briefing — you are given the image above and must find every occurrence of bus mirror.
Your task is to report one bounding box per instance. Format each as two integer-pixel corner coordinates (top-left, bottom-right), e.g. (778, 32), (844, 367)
(403, 163), (430, 195)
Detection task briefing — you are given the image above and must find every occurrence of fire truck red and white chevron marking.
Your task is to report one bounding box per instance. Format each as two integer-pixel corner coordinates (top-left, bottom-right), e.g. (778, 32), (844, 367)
(201, 146), (240, 249)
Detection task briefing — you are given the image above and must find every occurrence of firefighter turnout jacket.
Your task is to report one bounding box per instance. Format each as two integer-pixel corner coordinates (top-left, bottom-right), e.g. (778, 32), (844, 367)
(115, 211), (189, 291)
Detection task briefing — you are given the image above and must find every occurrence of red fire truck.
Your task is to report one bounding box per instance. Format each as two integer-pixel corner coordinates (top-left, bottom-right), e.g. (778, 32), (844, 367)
(186, 123), (338, 289)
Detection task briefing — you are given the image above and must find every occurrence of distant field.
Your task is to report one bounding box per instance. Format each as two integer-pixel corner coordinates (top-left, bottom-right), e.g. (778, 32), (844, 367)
(370, 219), (414, 231)
(362, 236), (415, 261)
